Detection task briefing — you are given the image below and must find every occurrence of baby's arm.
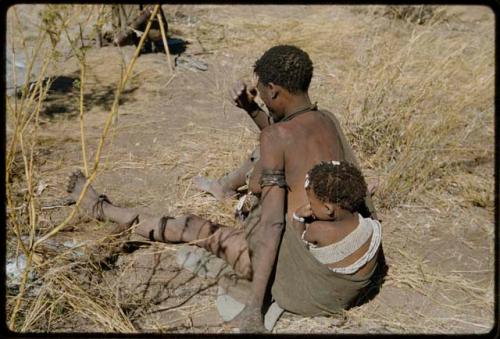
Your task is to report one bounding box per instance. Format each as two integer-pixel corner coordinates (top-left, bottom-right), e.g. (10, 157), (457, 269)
(304, 221), (340, 247)
(292, 204), (341, 247)
(291, 203), (312, 231)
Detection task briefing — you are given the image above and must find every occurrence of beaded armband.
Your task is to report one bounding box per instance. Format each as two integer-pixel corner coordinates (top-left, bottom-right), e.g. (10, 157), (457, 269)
(260, 169), (287, 189)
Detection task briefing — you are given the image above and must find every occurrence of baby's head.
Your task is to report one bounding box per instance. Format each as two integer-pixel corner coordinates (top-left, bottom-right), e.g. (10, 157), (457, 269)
(305, 161), (367, 221)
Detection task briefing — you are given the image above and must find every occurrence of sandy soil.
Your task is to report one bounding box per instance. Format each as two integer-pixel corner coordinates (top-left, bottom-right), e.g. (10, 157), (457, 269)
(5, 4), (495, 334)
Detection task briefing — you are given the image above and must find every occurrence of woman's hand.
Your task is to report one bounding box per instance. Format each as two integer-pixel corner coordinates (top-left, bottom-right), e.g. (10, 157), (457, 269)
(229, 79), (258, 112)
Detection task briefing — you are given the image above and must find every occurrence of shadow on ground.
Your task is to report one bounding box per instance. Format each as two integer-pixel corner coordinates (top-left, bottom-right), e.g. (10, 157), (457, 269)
(40, 74), (138, 118)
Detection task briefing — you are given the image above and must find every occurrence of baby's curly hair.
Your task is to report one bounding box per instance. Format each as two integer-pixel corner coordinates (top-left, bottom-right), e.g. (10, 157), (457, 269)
(254, 45), (313, 93)
(307, 161), (367, 213)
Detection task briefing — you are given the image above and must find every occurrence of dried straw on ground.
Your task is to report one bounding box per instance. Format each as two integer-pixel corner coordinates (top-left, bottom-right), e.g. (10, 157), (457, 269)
(5, 4), (494, 334)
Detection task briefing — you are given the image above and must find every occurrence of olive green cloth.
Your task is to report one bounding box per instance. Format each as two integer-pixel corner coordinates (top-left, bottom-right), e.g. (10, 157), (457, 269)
(241, 201), (383, 316)
(271, 219), (381, 316)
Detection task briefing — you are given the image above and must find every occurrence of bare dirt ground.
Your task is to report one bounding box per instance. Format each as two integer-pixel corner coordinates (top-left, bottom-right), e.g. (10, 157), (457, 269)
(5, 4), (495, 334)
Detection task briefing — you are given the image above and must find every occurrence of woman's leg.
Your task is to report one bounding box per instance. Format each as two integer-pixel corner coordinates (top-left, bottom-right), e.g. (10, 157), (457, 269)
(66, 170), (252, 278)
(193, 148), (260, 200)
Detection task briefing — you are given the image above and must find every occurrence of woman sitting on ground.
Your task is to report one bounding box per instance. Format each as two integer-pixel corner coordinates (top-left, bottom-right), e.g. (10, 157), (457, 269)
(65, 159), (384, 304)
(65, 160), (384, 317)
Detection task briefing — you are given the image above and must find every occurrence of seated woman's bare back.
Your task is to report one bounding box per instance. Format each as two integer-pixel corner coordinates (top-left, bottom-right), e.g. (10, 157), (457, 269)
(269, 109), (346, 214)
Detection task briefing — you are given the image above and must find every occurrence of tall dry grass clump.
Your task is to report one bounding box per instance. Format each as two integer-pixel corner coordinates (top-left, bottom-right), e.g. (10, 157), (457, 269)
(332, 11), (494, 209)
(346, 23), (493, 207)
(6, 5), (66, 329)
(6, 4), (165, 332)
(205, 5), (494, 210)
(381, 5), (445, 24)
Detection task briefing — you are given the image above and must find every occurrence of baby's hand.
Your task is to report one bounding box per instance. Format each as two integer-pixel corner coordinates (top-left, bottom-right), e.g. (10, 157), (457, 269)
(295, 203), (313, 219)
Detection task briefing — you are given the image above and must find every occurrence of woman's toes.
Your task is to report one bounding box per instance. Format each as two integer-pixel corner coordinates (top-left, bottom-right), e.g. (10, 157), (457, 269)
(67, 171), (81, 193)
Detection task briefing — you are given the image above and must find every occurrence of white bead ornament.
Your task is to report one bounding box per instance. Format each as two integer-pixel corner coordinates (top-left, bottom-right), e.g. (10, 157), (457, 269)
(292, 212), (305, 223)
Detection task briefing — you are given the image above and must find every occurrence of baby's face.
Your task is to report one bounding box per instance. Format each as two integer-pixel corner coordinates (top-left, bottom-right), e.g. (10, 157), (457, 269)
(306, 187), (334, 221)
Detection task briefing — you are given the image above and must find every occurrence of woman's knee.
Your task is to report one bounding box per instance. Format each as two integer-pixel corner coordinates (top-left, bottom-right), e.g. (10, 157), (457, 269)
(183, 214), (221, 239)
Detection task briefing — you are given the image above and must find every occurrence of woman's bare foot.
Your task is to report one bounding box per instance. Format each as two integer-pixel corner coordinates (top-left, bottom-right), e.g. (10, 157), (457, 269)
(227, 305), (267, 333)
(66, 170), (100, 216)
(193, 176), (236, 201)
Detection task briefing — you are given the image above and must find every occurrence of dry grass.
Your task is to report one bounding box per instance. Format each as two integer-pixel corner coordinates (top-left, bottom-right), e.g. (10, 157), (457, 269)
(168, 124), (258, 226)
(335, 23), (494, 209)
(6, 4), (494, 334)
(6, 4), (165, 331)
(170, 4), (494, 210)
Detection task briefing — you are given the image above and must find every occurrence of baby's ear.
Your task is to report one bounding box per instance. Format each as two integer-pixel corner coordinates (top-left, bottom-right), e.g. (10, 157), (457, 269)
(267, 82), (279, 99)
(325, 202), (336, 216)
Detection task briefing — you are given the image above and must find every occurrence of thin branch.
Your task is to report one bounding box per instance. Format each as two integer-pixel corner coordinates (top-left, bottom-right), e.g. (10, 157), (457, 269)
(33, 4), (162, 248)
(8, 251), (34, 330)
(157, 11), (173, 73)
(79, 62), (89, 176)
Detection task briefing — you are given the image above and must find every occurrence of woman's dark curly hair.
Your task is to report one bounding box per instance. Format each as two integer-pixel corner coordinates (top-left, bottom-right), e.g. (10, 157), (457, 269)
(307, 161), (367, 213)
(254, 45), (313, 93)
